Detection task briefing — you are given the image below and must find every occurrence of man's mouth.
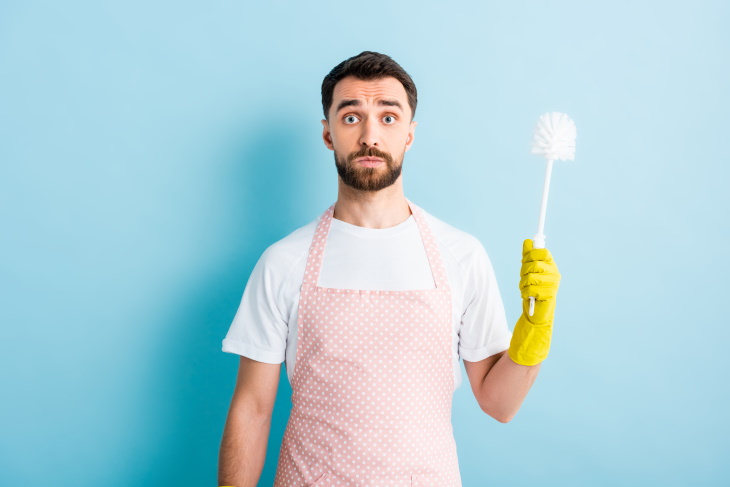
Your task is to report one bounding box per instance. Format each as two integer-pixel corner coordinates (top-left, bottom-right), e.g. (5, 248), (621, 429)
(356, 157), (384, 167)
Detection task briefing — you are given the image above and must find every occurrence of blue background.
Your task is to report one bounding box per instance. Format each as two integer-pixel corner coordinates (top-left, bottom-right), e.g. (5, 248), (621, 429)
(1, 1), (728, 485)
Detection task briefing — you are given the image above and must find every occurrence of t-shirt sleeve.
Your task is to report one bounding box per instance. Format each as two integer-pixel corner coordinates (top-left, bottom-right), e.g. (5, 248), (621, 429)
(221, 246), (290, 364)
(458, 240), (512, 362)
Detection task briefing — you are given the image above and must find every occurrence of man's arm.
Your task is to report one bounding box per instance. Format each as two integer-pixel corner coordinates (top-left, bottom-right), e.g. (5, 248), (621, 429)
(464, 351), (541, 423)
(463, 238), (559, 423)
(218, 355), (281, 487)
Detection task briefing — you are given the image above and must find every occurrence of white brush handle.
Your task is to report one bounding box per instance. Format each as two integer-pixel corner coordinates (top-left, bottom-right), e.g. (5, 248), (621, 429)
(528, 235), (545, 317)
(528, 159), (554, 317)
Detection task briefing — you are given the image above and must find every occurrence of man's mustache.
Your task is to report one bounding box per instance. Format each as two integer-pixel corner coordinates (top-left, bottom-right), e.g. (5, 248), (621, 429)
(347, 147), (393, 165)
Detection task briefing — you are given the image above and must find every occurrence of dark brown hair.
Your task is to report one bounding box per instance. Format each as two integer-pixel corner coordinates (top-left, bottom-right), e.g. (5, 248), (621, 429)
(321, 51), (417, 121)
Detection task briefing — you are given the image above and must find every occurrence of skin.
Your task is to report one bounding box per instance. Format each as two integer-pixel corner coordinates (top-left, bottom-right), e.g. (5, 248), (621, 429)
(218, 74), (541, 486)
(218, 357), (280, 486)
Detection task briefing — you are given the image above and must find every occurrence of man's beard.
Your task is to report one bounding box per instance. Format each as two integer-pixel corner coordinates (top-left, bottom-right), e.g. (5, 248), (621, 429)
(334, 146), (404, 192)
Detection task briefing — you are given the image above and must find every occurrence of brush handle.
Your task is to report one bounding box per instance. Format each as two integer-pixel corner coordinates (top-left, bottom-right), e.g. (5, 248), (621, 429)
(528, 159), (554, 317)
(528, 235), (545, 317)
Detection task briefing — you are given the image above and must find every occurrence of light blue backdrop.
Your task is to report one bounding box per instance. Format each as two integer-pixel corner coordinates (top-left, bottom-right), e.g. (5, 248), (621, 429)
(1, 1), (727, 485)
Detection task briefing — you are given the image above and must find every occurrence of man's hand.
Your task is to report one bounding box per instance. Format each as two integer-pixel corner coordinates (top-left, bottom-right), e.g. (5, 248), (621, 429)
(508, 239), (561, 366)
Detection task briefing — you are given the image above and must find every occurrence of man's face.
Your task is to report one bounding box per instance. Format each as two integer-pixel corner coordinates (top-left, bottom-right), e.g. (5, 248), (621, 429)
(322, 76), (417, 192)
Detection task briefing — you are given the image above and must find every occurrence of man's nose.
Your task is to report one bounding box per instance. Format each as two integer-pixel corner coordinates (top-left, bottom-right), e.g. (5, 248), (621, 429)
(359, 117), (379, 147)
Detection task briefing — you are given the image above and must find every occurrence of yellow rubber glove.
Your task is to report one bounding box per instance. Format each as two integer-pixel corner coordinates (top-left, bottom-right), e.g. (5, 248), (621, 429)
(508, 239), (561, 366)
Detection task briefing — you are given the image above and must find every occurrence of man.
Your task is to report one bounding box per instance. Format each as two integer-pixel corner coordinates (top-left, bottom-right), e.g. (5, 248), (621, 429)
(218, 51), (560, 487)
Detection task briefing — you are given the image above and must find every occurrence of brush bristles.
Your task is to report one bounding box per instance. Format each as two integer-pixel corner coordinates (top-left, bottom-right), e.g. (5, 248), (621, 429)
(530, 112), (577, 161)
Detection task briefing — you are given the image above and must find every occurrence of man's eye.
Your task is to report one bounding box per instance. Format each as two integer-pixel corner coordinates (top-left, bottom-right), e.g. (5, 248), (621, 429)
(383, 115), (396, 124)
(344, 115), (359, 124)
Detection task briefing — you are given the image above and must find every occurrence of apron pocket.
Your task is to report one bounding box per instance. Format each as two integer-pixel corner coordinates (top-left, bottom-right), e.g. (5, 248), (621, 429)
(307, 471), (330, 486)
(410, 473), (441, 486)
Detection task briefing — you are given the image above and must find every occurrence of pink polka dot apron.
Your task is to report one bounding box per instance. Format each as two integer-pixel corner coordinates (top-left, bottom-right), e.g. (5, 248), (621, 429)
(274, 199), (462, 487)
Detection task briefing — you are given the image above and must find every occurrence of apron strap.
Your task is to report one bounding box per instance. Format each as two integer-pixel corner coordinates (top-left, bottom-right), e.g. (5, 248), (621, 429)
(301, 203), (335, 289)
(406, 198), (450, 291)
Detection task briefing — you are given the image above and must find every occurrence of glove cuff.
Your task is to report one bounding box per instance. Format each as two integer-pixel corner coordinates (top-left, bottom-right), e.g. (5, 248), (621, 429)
(508, 313), (553, 366)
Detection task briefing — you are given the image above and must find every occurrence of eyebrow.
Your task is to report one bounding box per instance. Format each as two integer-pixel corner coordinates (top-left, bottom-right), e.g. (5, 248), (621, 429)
(335, 98), (404, 113)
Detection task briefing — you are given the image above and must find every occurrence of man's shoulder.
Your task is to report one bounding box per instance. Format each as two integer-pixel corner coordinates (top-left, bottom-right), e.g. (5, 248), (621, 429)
(419, 205), (483, 246)
(417, 204), (490, 264)
(257, 217), (317, 271)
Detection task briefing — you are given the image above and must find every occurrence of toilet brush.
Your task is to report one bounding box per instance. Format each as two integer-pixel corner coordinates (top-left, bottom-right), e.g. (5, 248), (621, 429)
(527, 112), (576, 316)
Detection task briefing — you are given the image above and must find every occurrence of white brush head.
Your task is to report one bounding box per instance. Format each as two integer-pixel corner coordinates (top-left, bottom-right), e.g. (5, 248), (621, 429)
(530, 112), (576, 161)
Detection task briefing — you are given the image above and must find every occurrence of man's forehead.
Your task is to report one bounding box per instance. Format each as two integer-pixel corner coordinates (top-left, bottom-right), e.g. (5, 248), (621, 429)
(332, 76), (408, 103)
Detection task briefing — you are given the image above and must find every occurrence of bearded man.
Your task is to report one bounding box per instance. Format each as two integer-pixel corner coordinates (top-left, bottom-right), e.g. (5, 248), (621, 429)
(218, 51), (561, 487)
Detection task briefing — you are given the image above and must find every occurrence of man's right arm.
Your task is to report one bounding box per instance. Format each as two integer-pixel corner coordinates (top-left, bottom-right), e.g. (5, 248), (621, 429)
(218, 355), (282, 487)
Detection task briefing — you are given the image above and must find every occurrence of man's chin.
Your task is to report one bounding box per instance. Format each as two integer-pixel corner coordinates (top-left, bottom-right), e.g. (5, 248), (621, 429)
(341, 170), (402, 192)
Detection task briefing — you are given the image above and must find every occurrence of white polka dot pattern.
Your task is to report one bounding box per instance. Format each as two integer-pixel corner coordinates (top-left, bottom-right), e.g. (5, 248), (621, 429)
(273, 200), (462, 487)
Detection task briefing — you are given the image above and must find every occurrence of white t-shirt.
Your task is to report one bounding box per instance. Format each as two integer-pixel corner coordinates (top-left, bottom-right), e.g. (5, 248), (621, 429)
(222, 205), (512, 390)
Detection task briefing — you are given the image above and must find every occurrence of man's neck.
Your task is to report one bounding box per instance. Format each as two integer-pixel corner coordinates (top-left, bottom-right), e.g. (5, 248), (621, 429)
(333, 179), (411, 229)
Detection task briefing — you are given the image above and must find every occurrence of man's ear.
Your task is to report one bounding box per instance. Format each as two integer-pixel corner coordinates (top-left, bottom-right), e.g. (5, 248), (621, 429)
(321, 119), (334, 151)
(405, 120), (417, 152)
